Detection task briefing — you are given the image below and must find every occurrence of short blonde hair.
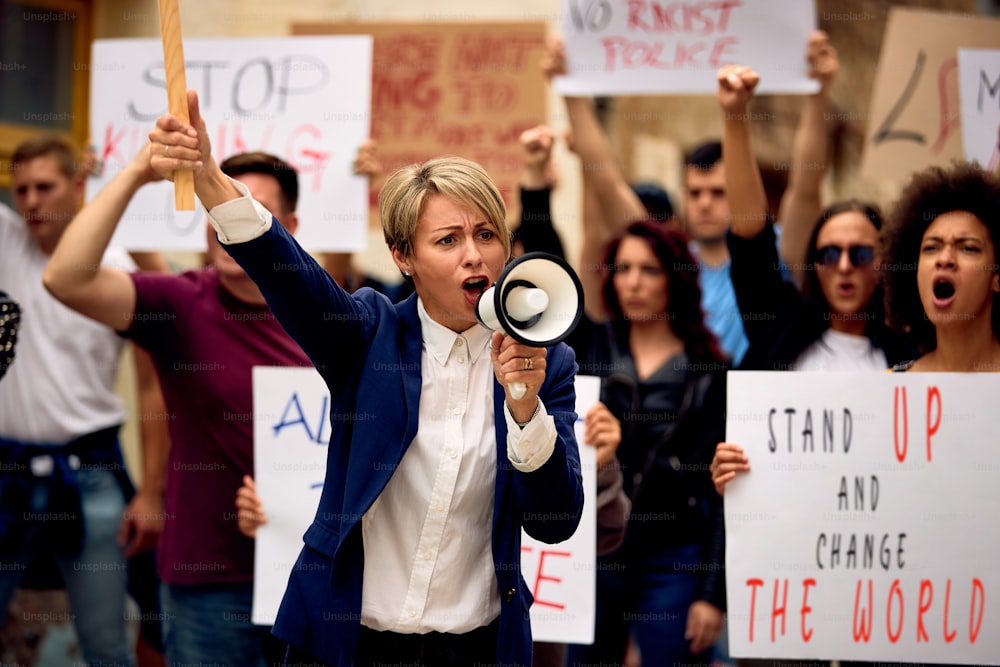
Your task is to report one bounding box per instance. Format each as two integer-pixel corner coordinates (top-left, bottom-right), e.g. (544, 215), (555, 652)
(379, 157), (511, 262)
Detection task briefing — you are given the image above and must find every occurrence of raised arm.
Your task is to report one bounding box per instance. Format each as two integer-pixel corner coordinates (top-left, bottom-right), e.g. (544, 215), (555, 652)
(578, 153), (610, 321)
(515, 125), (566, 259)
(544, 36), (646, 231)
(778, 31), (838, 276)
(146, 90), (371, 380)
(717, 65), (767, 238)
(43, 145), (160, 331)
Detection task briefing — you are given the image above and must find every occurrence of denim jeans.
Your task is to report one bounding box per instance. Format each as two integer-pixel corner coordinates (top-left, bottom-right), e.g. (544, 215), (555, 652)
(0, 467), (134, 667)
(567, 541), (711, 667)
(161, 581), (282, 667)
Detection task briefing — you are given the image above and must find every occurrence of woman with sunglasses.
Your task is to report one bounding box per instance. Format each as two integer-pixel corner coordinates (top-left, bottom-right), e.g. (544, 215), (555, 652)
(710, 65), (913, 493)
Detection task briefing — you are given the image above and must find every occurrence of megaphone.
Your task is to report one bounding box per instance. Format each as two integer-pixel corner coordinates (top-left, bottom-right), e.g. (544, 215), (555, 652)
(476, 252), (584, 399)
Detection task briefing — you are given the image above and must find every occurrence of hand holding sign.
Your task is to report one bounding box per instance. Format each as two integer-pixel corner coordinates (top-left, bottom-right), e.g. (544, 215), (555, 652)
(540, 34), (569, 81)
(236, 475), (268, 539)
(805, 31), (838, 93)
(149, 89), (211, 179)
(157, 0), (194, 210)
(710, 442), (750, 495)
(582, 401), (621, 469)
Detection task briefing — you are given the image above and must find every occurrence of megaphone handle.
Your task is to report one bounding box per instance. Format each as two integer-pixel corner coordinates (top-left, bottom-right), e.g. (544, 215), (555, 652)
(509, 382), (527, 400)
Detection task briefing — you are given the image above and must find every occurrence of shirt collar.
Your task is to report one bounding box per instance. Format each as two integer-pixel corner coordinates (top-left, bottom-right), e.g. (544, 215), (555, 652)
(416, 298), (493, 366)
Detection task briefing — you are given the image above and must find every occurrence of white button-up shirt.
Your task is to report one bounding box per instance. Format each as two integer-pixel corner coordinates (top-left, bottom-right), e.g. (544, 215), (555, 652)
(360, 299), (557, 633)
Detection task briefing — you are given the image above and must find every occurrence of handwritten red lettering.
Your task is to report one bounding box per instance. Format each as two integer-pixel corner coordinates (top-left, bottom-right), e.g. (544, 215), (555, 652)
(746, 578), (764, 643)
(931, 57), (960, 155)
(600, 35), (739, 72)
(887, 579), (904, 643)
(373, 72), (441, 112)
(853, 579), (873, 642)
(801, 578), (815, 642)
(532, 549), (571, 610)
(926, 386), (941, 462)
(917, 579), (933, 642)
(970, 578), (984, 643)
(943, 579), (957, 643)
(450, 34), (543, 73)
(287, 125), (329, 192)
(627, 1), (744, 34)
(453, 79), (517, 114)
(101, 125), (128, 167)
(708, 35), (739, 67)
(771, 578), (788, 642)
(893, 386), (908, 463)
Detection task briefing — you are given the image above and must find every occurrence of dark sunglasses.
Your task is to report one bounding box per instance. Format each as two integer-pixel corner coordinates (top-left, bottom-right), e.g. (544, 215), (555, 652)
(816, 245), (875, 268)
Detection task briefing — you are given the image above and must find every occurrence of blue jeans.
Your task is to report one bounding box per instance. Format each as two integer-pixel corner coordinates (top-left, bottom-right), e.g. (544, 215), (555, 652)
(568, 542), (711, 667)
(0, 468), (135, 667)
(162, 581), (279, 667)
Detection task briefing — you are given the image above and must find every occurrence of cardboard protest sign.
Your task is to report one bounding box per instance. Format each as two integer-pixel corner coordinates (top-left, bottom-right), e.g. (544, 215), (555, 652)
(251, 367), (330, 625)
(958, 49), (1000, 172)
(860, 9), (1000, 180)
(725, 372), (999, 664)
(555, 0), (817, 96)
(89, 36), (372, 251)
(293, 21), (547, 209)
(521, 374), (598, 644)
(251, 367), (598, 643)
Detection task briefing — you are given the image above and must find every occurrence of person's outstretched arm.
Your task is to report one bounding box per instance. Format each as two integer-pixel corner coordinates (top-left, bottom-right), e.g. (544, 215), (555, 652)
(779, 31), (839, 277)
(543, 36), (646, 231)
(43, 145), (161, 331)
(146, 90), (370, 387)
(718, 65), (767, 239)
(516, 125), (566, 259)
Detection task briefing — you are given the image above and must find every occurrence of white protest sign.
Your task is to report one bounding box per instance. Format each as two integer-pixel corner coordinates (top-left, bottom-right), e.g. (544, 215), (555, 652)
(725, 372), (999, 664)
(251, 367), (599, 637)
(556, 0), (817, 96)
(958, 49), (1000, 171)
(251, 366), (330, 626)
(89, 37), (372, 251)
(521, 374), (599, 644)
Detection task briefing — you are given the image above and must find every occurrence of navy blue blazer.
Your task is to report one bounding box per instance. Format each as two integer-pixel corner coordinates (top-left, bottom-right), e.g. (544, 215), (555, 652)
(224, 221), (584, 667)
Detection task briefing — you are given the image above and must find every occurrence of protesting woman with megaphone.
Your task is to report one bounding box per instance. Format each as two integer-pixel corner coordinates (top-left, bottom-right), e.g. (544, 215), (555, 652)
(146, 90), (584, 667)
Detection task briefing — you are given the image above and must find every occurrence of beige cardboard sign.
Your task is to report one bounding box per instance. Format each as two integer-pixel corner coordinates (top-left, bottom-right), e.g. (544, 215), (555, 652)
(860, 8), (1000, 180)
(294, 21), (548, 214)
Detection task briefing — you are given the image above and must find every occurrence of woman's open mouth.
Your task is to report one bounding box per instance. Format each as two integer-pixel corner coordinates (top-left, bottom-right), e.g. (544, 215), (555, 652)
(462, 276), (489, 306)
(931, 277), (956, 308)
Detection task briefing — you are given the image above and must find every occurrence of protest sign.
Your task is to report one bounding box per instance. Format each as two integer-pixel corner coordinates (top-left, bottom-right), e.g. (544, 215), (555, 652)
(555, 0), (817, 96)
(860, 9), (1000, 180)
(725, 372), (999, 663)
(957, 49), (1000, 172)
(89, 36), (372, 250)
(521, 374), (599, 644)
(251, 367), (599, 644)
(293, 21), (547, 208)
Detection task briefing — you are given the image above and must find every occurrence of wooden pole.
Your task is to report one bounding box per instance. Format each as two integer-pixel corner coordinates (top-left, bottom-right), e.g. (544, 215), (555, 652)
(157, 0), (195, 210)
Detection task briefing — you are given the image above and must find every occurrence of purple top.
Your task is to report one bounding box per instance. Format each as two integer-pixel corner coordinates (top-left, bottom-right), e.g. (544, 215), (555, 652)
(126, 268), (311, 585)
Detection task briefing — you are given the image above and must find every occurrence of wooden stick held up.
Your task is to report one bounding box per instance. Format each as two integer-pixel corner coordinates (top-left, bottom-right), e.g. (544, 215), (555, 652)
(158, 0), (195, 210)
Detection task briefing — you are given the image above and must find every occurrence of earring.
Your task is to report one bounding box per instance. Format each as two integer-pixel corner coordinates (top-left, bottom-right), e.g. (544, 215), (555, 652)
(403, 270), (411, 277)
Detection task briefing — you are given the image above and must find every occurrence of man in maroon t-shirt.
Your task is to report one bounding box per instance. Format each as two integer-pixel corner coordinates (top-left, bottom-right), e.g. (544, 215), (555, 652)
(43, 147), (313, 666)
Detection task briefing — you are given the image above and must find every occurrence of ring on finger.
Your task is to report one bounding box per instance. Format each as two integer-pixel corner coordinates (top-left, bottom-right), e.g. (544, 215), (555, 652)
(524, 358), (533, 371)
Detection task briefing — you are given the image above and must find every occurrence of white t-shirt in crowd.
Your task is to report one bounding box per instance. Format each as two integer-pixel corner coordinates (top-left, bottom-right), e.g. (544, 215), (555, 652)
(792, 327), (888, 372)
(0, 203), (134, 444)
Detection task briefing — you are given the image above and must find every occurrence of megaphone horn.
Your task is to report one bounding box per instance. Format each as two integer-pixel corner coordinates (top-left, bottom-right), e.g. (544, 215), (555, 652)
(476, 252), (584, 399)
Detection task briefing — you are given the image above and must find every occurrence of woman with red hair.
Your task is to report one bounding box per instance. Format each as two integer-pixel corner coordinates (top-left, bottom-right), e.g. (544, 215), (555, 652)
(567, 219), (727, 667)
